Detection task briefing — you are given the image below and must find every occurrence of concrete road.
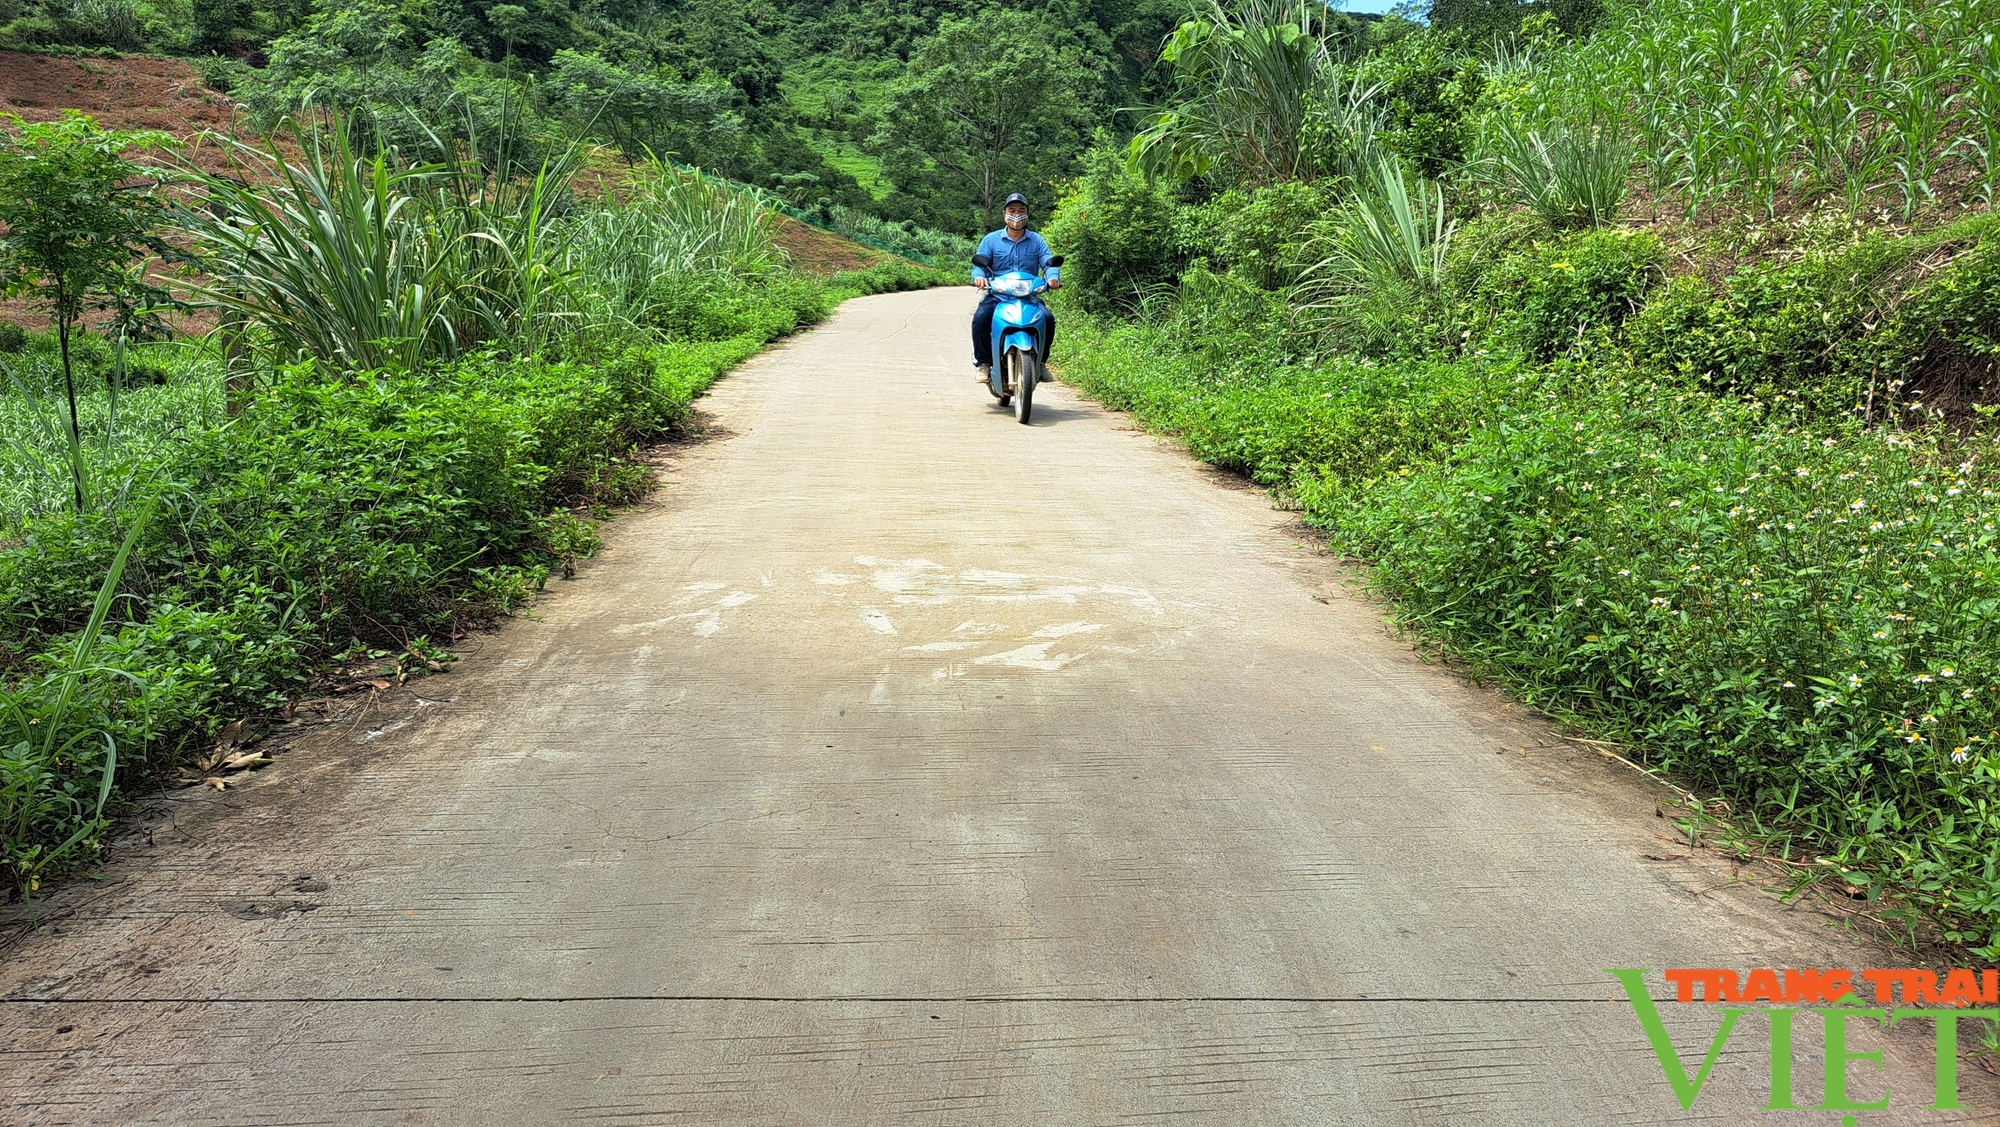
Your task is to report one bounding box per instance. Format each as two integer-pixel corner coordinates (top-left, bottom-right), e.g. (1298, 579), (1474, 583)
(2, 287), (1989, 1125)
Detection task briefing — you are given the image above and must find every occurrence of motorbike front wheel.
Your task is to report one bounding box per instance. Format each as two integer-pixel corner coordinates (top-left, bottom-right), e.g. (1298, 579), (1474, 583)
(1011, 348), (1035, 424)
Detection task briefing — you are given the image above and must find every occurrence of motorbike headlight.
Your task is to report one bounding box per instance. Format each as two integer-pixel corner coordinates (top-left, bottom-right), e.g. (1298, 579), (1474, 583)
(992, 277), (1034, 297)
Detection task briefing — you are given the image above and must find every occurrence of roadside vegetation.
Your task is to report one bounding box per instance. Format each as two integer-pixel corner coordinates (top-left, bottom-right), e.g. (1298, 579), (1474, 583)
(1048, 0), (2000, 955)
(0, 106), (949, 896)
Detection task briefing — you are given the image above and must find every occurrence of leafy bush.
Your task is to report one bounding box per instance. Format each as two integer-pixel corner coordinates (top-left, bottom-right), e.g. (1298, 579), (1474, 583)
(1355, 26), (1485, 179)
(1461, 227), (1664, 362)
(1046, 144), (1191, 313)
(189, 54), (254, 94)
(1619, 215), (2000, 422)
(1199, 179), (1329, 290)
(1870, 232), (2000, 419)
(1628, 230), (1912, 416)
(1169, 261), (1290, 365)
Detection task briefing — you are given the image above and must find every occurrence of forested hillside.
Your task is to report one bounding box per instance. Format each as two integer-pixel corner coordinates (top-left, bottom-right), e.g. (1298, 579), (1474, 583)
(0, 0), (1203, 233)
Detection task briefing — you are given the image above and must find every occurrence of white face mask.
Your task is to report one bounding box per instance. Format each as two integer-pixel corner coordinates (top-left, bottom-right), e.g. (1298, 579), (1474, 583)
(1004, 211), (1027, 230)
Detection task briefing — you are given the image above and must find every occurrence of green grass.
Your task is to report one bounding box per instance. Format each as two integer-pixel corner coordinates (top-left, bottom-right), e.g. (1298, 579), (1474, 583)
(0, 340), (224, 528)
(813, 140), (889, 199)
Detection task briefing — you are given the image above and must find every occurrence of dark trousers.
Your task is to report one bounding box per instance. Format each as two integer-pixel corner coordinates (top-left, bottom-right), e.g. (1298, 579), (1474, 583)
(971, 292), (1001, 366)
(971, 292), (1054, 366)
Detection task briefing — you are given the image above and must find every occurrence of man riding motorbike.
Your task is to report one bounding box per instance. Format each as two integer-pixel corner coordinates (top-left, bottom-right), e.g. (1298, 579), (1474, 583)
(970, 192), (1059, 384)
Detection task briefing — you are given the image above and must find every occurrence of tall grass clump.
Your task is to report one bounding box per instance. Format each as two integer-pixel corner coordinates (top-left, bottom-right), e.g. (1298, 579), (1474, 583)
(1475, 114), (1633, 230)
(1, 499), (153, 892)
(1293, 157), (1457, 351)
(563, 159), (785, 334)
(177, 123), (577, 372)
(1556, 0), (2000, 215)
(1129, 0), (1340, 185)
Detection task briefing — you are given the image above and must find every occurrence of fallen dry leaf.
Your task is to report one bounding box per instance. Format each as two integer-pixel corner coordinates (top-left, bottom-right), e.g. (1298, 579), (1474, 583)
(369, 679), (391, 691)
(206, 778), (227, 791)
(197, 718), (250, 771)
(222, 752), (272, 771)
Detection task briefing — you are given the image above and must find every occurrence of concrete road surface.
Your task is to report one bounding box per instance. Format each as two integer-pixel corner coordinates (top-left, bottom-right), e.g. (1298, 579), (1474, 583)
(3, 287), (1990, 1125)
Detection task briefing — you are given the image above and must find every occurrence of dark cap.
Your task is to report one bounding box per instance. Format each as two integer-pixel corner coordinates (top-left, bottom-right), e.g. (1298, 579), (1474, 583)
(1002, 192), (1030, 209)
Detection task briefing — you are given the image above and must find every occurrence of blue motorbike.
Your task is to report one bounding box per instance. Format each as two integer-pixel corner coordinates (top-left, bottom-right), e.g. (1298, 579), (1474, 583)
(973, 252), (1061, 424)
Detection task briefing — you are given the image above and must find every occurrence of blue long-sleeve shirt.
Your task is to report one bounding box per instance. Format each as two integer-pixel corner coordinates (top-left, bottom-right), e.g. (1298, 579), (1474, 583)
(971, 229), (1058, 283)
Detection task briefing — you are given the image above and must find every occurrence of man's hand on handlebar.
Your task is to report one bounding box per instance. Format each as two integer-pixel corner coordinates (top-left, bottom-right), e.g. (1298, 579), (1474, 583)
(973, 276), (989, 290)
(1048, 278), (1061, 290)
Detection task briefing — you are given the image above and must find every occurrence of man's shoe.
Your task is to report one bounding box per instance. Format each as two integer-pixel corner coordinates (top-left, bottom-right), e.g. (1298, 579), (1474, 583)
(975, 363), (991, 384)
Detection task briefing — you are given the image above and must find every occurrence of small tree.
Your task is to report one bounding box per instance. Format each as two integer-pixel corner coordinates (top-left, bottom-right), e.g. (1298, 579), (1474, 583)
(873, 11), (1094, 232)
(548, 49), (727, 165)
(0, 112), (178, 512)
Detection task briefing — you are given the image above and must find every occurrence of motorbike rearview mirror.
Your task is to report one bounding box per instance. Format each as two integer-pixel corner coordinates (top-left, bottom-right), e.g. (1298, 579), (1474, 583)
(971, 253), (993, 269)
(1047, 255), (1064, 267)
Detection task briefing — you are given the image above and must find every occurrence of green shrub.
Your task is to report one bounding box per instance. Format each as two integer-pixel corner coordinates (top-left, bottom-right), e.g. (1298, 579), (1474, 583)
(1292, 157), (1457, 356)
(1872, 233), (2000, 419)
(1627, 234), (1909, 415)
(1171, 261), (1290, 364)
(1328, 388), (2000, 949)
(1046, 144), (1190, 313)
(0, 335), (763, 893)
(1355, 27), (1485, 179)
(1201, 180), (1329, 290)
(1466, 228), (1665, 362)
(644, 275), (783, 342)
(189, 54), (253, 94)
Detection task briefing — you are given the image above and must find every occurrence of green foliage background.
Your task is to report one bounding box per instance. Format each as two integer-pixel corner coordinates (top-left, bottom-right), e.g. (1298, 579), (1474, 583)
(0, 0), (1198, 234)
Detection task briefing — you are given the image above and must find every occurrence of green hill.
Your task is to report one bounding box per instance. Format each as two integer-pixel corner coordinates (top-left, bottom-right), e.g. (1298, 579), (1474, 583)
(0, 0), (1192, 234)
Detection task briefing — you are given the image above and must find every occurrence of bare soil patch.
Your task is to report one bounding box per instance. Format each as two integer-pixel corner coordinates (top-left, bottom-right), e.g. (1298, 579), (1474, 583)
(774, 216), (893, 275)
